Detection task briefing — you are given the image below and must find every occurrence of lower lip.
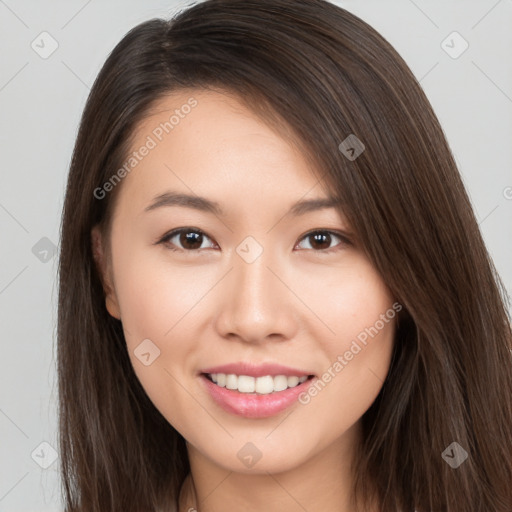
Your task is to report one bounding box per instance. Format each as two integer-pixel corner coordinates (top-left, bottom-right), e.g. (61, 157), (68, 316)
(200, 374), (315, 419)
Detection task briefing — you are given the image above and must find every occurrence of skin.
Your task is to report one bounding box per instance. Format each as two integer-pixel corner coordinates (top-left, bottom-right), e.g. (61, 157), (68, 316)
(92, 89), (396, 512)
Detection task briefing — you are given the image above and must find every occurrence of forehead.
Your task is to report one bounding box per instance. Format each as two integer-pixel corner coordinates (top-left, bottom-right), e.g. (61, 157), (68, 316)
(112, 88), (331, 221)
(132, 88), (310, 163)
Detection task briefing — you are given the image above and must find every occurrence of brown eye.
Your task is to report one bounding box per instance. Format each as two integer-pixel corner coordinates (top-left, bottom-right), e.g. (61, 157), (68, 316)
(160, 228), (216, 252)
(158, 228), (349, 254)
(296, 230), (349, 253)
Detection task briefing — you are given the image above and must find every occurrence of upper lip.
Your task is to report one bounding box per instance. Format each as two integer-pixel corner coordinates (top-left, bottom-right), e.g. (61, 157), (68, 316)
(200, 362), (315, 378)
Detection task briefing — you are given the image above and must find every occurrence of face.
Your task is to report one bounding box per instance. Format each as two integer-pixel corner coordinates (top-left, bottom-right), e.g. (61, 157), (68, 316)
(92, 89), (397, 475)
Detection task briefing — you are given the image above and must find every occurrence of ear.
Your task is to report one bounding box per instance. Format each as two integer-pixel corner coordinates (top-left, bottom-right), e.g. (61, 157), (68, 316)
(91, 225), (121, 320)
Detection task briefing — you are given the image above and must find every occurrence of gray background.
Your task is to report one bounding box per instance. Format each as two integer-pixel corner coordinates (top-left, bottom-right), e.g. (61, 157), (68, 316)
(1, 0), (511, 510)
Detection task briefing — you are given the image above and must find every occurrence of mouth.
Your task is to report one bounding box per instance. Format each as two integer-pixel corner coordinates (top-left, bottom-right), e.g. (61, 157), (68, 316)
(199, 370), (317, 419)
(198, 362), (317, 418)
(202, 372), (315, 395)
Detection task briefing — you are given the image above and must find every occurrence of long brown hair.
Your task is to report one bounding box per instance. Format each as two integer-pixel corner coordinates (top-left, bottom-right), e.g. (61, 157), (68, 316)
(57, 1), (512, 510)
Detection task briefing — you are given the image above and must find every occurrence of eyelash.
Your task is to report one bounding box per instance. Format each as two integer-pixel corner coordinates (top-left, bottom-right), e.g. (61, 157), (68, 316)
(156, 227), (351, 255)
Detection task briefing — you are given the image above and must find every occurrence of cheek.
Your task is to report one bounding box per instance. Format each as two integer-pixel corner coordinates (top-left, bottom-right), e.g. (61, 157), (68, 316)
(112, 251), (203, 428)
(314, 267), (395, 387)
(112, 245), (206, 345)
(297, 258), (396, 351)
(112, 248), (216, 407)
(293, 266), (396, 443)
(295, 258), (397, 416)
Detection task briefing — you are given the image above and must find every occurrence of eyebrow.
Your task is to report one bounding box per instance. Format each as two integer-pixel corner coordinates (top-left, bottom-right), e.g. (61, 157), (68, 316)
(144, 191), (340, 217)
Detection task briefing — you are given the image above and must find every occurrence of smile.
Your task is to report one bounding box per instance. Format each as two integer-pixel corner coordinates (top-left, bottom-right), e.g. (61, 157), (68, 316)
(200, 372), (316, 419)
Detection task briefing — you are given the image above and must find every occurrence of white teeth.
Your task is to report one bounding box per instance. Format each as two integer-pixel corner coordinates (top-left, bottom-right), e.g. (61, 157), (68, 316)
(273, 375), (288, 392)
(225, 374), (238, 390)
(207, 373), (310, 394)
(238, 375), (256, 393)
(255, 375), (273, 394)
(287, 376), (299, 387)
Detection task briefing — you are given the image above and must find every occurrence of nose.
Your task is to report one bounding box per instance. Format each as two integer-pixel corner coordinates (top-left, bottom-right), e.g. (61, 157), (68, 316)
(213, 247), (299, 345)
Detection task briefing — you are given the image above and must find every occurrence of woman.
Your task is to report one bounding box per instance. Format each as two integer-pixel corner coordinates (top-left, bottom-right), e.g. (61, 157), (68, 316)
(57, 1), (512, 511)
